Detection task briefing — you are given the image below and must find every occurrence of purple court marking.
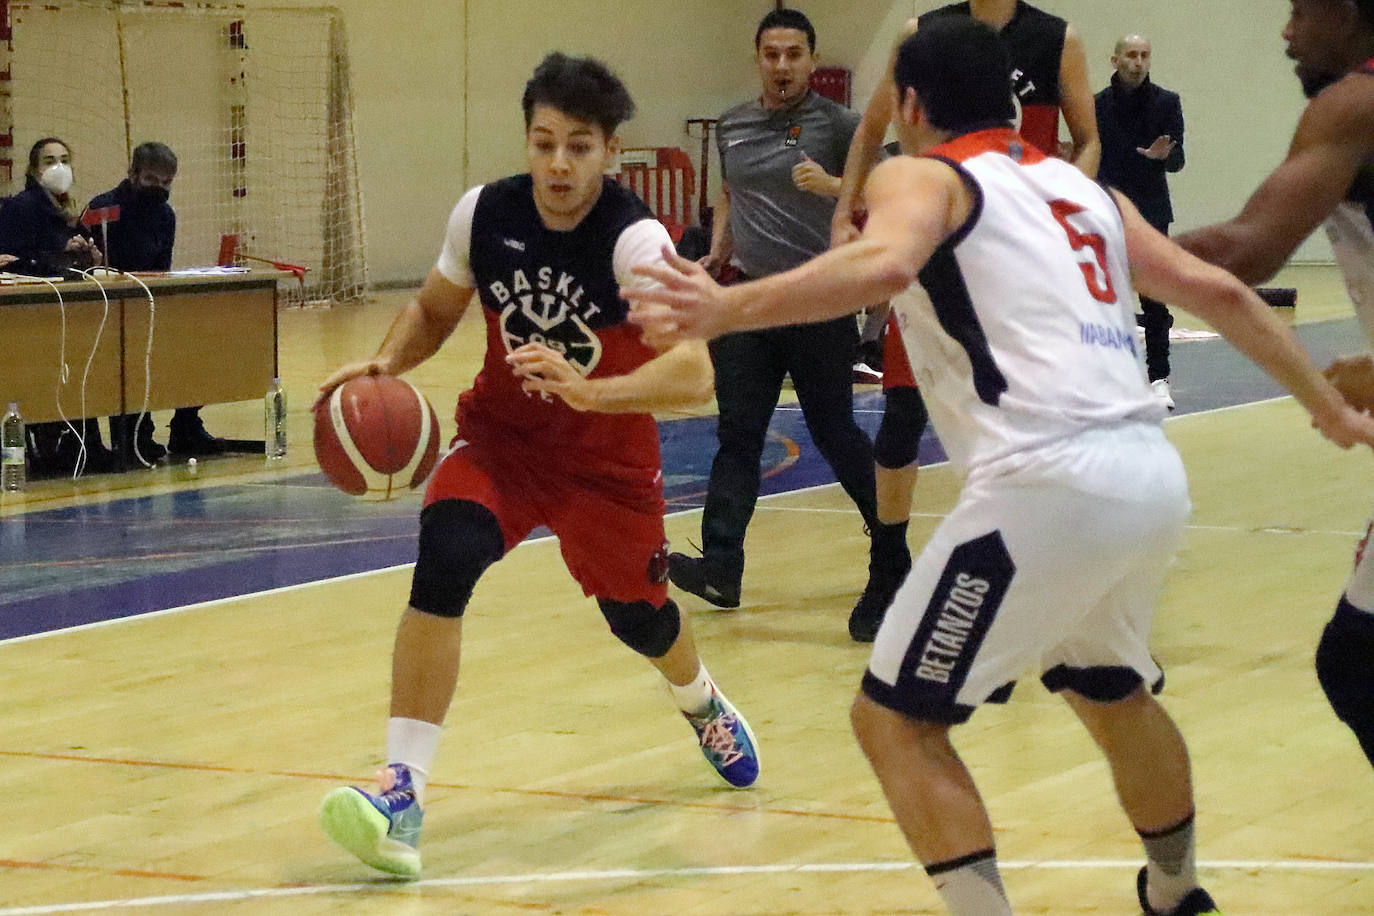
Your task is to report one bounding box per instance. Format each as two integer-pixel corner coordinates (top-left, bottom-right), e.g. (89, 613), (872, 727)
(0, 317), (1359, 640)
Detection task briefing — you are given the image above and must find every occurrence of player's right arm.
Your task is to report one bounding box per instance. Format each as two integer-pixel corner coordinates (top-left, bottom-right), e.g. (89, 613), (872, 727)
(1175, 75), (1374, 284)
(315, 269), (476, 406)
(1119, 189), (1374, 449)
(831, 17), (919, 247)
(316, 189), (481, 405)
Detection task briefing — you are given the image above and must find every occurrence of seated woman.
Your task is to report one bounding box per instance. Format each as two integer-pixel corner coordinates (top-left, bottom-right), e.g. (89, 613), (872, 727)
(0, 137), (115, 475)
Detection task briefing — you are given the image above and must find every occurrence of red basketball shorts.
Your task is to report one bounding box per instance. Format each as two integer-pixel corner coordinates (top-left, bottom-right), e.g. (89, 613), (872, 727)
(424, 437), (669, 605)
(883, 312), (917, 391)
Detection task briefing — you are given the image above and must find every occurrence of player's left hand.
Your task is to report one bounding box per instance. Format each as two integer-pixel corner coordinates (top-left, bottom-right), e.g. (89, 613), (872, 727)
(1311, 400), (1374, 451)
(626, 245), (732, 349)
(506, 342), (596, 410)
(1324, 354), (1374, 412)
(792, 153), (840, 197)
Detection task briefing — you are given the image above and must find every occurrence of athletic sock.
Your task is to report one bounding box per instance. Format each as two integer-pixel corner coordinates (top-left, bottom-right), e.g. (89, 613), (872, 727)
(925, 849), (1012, 915)
(1138, 812), (1198, 913)
(386, 717), (441, 804)
(667, 663), (714, 716)
(871, 521), (911, 566)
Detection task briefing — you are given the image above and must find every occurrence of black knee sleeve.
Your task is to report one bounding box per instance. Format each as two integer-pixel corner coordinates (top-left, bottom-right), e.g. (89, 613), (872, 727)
(1316, 597), (1374, 765)
(408, 499), (505, 618)
(597, 598), (682, 658)
(874, 386), (929, 470)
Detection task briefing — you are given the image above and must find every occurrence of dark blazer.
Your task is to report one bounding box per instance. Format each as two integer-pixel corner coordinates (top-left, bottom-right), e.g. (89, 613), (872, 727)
(1095, 75), (1185, 229)
(0, 179), (92, 275)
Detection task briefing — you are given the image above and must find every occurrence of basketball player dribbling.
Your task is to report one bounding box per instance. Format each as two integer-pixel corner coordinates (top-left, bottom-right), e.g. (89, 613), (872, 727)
(1177, 0), (1374, 777)
(628, 19), (1374, 915)
(311, 52), (759, 879)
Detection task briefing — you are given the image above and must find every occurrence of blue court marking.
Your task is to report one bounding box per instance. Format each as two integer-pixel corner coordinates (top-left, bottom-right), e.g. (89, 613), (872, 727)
(0, 317), (1359, 640)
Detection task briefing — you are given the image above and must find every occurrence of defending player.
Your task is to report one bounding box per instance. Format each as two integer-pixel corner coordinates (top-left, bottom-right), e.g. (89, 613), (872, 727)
(628, 19), (1374, 915)
(1176, 0), (1374, 773)
(837, 0), (1101, 642)
(313, 53), (759, 878)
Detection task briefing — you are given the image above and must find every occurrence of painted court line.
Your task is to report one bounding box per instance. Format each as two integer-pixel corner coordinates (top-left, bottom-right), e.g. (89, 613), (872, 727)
(0, 394), (1326, 648)
(2, 858), (1370, 915)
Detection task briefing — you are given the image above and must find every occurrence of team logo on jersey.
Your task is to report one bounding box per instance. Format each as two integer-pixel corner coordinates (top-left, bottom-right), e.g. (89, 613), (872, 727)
(785, 125), (802, 148)
(488, 267), (604, 376)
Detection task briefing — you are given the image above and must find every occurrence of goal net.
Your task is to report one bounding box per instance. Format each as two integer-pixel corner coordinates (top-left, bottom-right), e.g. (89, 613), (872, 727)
(3, 0), (368, 304)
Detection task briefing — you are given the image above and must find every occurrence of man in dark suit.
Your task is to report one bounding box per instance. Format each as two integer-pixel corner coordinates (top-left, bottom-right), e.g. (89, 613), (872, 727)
(1096, 34), (1185, 409)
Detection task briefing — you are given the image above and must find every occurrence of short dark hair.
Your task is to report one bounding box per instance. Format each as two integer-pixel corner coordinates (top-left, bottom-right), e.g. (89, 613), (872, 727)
(755, 8), (815, 52)
(521, 52), (635, 139)
(894, 18), (1015, 133)
(131, 141), (177, 174)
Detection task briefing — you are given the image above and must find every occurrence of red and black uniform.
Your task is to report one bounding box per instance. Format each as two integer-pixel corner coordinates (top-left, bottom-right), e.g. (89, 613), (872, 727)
(424, 175), (671, 604)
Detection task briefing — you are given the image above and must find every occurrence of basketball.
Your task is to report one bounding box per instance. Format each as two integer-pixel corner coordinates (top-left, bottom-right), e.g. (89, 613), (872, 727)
(314, 374), (441, 500)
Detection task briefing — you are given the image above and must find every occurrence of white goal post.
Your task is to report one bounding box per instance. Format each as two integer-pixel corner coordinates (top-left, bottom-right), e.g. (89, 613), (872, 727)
(1, 0), (367, 303)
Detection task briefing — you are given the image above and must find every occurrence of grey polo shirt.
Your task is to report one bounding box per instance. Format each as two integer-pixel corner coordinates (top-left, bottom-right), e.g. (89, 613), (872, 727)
(717, 90), (860, 278)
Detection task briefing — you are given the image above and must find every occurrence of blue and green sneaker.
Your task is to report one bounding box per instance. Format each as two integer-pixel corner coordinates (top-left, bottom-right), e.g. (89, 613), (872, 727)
(320, 763), (424, 878)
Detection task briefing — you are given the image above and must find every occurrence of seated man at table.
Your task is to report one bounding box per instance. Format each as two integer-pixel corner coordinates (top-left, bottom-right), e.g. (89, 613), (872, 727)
(90, 141), (227, 462)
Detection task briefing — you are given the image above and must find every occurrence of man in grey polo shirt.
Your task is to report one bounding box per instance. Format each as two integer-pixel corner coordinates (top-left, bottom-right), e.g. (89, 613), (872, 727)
(669, 7), (902, 635)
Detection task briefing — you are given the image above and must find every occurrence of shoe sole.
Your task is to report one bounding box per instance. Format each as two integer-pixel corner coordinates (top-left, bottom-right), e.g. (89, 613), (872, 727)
(319, 787), (422, 878)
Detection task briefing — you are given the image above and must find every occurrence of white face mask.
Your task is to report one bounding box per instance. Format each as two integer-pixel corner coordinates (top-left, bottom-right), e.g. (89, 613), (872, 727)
(39, 162), (73, 195)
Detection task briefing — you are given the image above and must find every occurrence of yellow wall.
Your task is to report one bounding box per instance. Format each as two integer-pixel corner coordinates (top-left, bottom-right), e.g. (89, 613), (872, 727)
(254, 0), (1331, 282)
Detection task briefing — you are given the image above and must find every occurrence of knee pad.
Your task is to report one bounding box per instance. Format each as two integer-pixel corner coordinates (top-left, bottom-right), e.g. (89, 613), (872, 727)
(1316, 598), (1374, 734)
(597, 598), (682, 658)
(874, 386), (929, 469)
(408, 499), (505, 618)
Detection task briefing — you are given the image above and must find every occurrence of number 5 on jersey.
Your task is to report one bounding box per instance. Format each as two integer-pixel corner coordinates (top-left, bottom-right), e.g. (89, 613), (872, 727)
(1049, 199), (1117, 304)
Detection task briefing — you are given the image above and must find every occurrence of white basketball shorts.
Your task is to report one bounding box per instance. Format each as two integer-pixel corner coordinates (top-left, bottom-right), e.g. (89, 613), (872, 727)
(863, 422), (1191, 724)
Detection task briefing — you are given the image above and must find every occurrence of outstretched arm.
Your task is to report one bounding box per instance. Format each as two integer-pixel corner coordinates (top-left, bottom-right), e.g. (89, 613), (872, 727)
(1119, 190), (1374, 449)
(629, 156), (964, 344)
(1175, 75), (1374, 284)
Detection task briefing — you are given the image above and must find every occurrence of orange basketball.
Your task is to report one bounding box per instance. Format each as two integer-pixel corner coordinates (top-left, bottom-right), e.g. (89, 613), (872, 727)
(314, 374), (440, 500)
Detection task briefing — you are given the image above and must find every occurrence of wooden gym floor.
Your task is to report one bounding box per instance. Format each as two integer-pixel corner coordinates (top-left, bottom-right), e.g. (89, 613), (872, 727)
(0, 265), (1370, 914)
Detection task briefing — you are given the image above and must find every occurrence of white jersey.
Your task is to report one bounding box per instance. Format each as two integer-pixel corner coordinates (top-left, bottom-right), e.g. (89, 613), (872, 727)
(1326, 201), (1374, 345)
(891, 128), (1163, 472)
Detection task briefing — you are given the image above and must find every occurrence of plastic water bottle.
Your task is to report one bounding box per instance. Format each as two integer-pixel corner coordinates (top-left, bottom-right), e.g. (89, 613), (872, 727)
(264, 377), (287, 460)
(2, 403), (25, 492)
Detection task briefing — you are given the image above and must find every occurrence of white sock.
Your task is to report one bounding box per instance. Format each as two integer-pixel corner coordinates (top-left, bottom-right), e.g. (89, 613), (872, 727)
(667, 663), (714, 716)
(927, 851), (1012, 915)
(386, 717), (441, 803)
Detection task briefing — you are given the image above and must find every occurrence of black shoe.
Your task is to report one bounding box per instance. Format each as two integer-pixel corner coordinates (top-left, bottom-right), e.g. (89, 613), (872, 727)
(168, 419), (228, 457)
(110, 413), (166, 467)
(850, 528), (912, 643)
(668, 553), (742, 609)
(1136, 867), (1221, 915)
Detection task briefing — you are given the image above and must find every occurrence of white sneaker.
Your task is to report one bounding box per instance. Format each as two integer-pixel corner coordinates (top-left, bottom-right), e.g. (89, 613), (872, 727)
(1151, 378), (1175, 411)
(852, 362), (883, 385)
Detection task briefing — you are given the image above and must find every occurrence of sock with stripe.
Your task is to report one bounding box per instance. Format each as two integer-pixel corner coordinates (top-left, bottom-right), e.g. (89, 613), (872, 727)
(925, 848), (1012, 915)
(1138, 812), (1198, 913)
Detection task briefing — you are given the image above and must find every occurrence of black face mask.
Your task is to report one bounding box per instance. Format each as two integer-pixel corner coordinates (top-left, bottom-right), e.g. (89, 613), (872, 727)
(134, 185), (170, 204)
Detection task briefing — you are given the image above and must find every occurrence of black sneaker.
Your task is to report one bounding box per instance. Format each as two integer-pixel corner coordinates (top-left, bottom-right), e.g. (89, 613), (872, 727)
(850, 528), (912, 642)
(1137, 866), (1221, 915)
(668, 553), (742, 609)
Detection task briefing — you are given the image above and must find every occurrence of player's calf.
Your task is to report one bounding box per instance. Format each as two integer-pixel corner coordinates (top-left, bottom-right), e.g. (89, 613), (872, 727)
(1316, 597), (1374, 768)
